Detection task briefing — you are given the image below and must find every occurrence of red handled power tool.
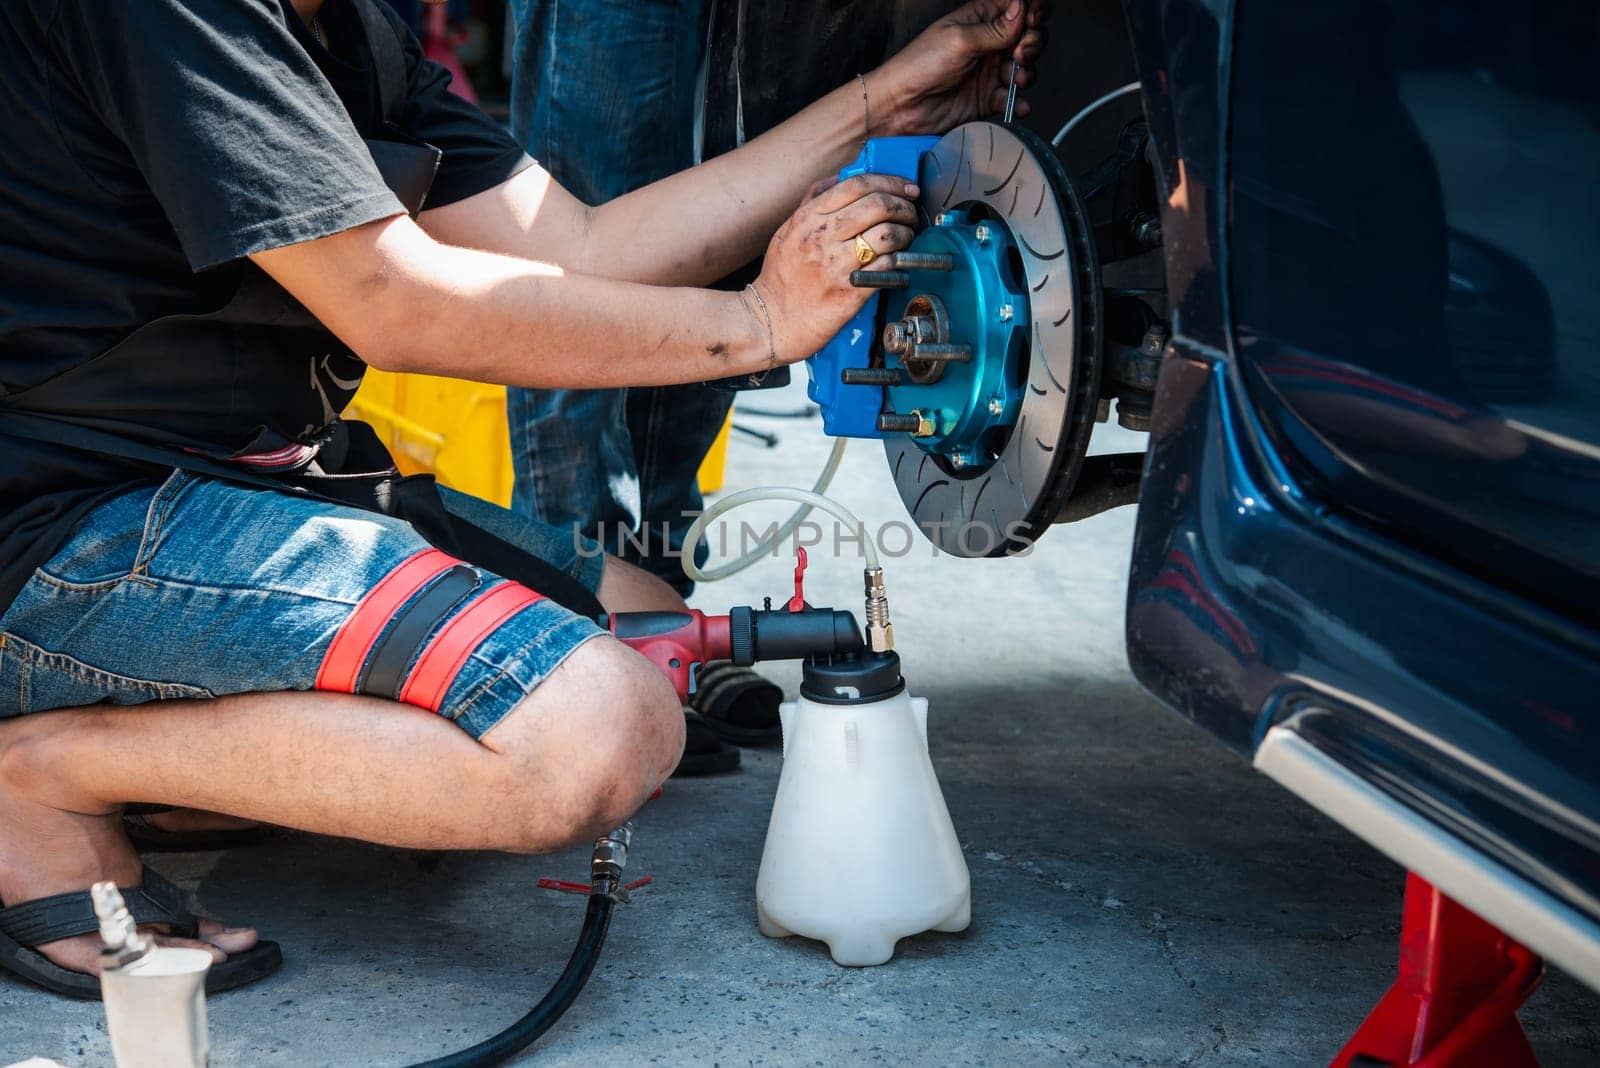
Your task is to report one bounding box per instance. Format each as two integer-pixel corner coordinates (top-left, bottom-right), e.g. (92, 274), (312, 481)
(601, 604), (864, 701)
(601, 546), (865, 701)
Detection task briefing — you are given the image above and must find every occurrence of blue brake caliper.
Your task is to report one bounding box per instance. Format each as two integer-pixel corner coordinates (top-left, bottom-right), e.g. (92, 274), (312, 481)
(805, 137), (937, 439)
(806, 138), (1031, 474)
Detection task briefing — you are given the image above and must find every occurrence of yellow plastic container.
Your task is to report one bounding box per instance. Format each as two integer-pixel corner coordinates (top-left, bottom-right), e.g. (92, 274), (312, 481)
(346, 368), (515, 506)
(697, 408), (735, 495)
(345, 370), (735, 506)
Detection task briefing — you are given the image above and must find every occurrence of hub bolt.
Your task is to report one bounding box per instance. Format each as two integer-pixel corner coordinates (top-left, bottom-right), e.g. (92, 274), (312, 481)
(908, 315), (939, 344)
(893, 252), (955, 272)
(998, 304), (1014, 322)
(880, 410), (937, 438)
(951, 454), (967, 469)
(1133, 214), (1163, 250)
(905, 343), (971, 362)
(988, 398), (1004, 416)
(934, 212), (954, 227)
(850, 269), (910, 290)
(842, 367), (903, 386)
(883, 322), (912, 355)
(973, 224), (992, 244)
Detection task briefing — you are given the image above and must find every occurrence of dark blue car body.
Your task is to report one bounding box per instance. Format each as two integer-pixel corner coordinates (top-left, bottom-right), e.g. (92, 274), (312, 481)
(1121, 0), (1600, 986)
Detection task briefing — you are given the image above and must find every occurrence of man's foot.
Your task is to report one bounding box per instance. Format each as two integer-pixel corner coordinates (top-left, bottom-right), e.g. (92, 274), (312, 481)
(0, 718), (259, 979)
(673, 711), (740, 776)
(689, 663), (784, 748)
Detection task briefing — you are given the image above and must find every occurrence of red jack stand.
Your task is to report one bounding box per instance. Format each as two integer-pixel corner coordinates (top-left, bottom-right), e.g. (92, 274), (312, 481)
(1333, 873), (1544, 1067)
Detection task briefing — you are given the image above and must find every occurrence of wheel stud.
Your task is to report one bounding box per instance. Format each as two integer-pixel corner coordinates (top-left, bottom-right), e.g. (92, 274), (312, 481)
(842, 367), (903, 386)
(892, 252), (955, 272)
(850, 270), (910, 289)
(878, 411), (936, 437)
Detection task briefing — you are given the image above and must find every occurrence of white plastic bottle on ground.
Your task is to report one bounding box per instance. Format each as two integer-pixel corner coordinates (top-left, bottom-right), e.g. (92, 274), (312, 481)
(756, 652), (970, 966)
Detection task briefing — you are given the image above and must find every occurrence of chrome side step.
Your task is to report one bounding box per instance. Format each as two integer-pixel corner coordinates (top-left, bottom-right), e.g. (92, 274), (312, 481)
(1254, 724), (1600, 992)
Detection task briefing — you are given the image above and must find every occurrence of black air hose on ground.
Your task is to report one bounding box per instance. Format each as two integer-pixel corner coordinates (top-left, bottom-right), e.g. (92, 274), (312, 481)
(405, 825), (633, 1068)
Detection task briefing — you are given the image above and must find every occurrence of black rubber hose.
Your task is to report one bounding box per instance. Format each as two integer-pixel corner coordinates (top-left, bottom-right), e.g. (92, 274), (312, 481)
(407, 894), (616, 1068)
(733, 404), (819, 419)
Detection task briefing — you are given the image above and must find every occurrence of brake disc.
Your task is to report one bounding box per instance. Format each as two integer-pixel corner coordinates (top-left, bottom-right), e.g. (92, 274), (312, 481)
(880, 121), (1101, 557)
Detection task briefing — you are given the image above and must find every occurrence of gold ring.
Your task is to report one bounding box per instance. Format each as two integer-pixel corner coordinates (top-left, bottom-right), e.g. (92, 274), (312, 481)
(854, 234), (877, 265)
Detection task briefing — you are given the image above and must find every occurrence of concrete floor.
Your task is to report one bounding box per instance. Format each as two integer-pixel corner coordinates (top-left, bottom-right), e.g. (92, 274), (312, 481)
(4, 384), (1599, 1066)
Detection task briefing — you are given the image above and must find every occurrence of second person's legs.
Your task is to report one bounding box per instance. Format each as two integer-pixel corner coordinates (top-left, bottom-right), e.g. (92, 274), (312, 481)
(507, 0), (724, 595)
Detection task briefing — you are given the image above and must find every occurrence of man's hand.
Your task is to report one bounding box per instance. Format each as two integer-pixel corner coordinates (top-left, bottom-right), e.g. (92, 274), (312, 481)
(869, 0), (1051, 135)
(752, 174), (920, 364)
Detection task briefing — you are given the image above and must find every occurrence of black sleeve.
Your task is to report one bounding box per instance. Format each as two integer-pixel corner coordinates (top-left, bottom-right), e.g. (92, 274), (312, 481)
(54, 0), (405, 271)
(380, 7), (536, 209)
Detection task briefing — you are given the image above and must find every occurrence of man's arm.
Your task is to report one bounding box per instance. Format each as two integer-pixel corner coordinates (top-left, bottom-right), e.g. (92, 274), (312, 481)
(250, 171), (917, 388)
(251, 214), (767, 389)
(420, 75), (867, 288)
(421, 0), (1048, 288)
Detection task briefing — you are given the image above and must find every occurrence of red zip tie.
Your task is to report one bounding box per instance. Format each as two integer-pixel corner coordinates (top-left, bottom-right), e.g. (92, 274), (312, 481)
(536, 875), (654, 896)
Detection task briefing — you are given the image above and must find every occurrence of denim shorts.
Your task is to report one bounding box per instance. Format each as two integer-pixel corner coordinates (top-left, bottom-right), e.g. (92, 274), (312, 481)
(0, 472), (607, 739)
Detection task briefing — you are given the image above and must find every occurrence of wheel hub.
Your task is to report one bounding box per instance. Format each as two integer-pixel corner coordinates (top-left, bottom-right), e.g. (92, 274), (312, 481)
(881, 208), (1031, 470)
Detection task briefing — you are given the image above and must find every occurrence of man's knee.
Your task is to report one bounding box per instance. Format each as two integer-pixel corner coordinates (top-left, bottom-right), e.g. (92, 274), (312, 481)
(483, 636), (683, 853)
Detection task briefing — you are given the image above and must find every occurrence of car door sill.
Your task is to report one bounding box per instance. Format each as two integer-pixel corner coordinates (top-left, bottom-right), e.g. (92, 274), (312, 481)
(1255, 723), (1600, 991)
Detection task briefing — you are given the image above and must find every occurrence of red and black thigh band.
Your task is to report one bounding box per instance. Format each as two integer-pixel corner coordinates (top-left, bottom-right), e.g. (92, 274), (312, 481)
(315, 549), (546, 712)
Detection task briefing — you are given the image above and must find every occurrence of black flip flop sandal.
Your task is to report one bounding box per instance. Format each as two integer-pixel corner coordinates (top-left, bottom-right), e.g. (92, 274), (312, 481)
(691, 663), (784, 748)
(123, 812), (275, 854)
(0, 866), (282, 1000)
(673, 711), (741, 777)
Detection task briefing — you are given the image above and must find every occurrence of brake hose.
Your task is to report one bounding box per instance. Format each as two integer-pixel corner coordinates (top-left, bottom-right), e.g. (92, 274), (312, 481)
(1051, 81), (1141, 147)
(682, 437), (852, 583)
(680, 471), (879, 585)
(405, 826), (633, 1068)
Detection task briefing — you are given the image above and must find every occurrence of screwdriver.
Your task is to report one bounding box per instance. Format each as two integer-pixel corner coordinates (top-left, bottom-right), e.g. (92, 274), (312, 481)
(1003, 1), (1028, 125)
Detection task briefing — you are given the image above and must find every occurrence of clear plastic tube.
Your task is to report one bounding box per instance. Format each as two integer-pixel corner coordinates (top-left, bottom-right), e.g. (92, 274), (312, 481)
(681, 440), (877, 584)
(682, 438), (862, 583)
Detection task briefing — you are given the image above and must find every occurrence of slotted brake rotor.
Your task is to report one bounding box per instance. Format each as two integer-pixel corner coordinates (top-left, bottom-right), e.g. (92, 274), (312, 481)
(880, 121), (1101, 557)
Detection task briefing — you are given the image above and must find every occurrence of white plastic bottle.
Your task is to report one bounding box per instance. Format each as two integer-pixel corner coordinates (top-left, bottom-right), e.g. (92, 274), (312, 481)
(756, 653), (970, 966)
(92, 882), (212, 1068)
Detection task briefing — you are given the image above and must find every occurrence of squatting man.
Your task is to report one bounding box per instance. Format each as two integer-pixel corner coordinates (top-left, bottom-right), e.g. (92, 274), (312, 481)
(0, 0), (1046, 993)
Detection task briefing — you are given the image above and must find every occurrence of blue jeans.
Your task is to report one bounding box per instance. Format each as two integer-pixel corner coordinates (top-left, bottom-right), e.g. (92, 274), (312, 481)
(0, 473), (606, 738)
(507, 0), (730, 595)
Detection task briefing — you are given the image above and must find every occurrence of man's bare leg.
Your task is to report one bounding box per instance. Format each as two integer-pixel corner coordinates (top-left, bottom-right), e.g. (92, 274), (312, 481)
(141, 552), (684, 838)
(0, 634), (683, 977)
(597, 552), (689, 612)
